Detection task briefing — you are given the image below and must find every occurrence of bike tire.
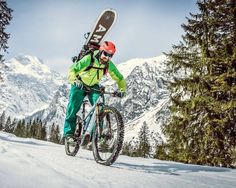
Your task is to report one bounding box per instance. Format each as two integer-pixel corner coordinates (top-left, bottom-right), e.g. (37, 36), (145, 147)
(65, 139), (80, 156)
(92, 106), (124, 166)
(64, 116), (82, 156)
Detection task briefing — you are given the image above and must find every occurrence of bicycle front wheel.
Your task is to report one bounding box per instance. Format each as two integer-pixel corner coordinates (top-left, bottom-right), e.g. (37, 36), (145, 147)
(92, 106), (124, 166)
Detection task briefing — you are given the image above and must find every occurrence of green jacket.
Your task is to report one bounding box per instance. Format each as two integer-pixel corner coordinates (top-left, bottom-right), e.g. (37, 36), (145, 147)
(68, 50), (126, 92)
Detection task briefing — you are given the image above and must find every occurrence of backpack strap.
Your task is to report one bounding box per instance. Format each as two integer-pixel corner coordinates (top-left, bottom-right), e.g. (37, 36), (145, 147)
(95, 62), (109, 79)
(83, 51), (109, 79)
(84, 50), (95, 71)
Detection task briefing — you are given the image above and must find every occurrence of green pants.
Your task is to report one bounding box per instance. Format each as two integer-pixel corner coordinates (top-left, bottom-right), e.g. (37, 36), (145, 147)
(64, 84), (100, 137)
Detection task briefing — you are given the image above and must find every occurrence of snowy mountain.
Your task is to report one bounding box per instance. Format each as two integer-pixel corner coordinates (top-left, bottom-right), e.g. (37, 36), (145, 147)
(1, 131), (236, 188)
(0, 54), (170, 140)
(27, 55), (170, 139)
(104, 55), (170, 140)
(24, 84), (69, 129)
(0, 55), (66, 119)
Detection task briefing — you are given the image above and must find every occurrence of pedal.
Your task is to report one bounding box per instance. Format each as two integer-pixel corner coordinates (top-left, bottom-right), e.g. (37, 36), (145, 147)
(81, 134), (90, 146)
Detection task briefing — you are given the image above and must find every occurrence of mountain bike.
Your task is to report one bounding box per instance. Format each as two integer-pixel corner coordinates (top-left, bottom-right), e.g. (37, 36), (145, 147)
(65, 85), (124, 166)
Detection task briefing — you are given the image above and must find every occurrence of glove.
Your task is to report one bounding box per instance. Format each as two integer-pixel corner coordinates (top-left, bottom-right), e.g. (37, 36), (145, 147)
(114, 91), (125, 98)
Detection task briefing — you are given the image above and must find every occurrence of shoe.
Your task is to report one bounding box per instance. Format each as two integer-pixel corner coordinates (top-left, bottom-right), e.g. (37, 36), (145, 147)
(66, 136), (77, 146)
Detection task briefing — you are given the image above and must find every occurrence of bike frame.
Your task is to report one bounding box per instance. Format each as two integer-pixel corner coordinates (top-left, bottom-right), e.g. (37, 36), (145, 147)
(78, 88), (108, 139)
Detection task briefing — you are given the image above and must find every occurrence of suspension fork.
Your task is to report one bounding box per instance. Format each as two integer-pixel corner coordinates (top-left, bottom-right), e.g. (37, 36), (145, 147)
(95, 95), (106, 137)
(75, 116), (83, 139)
(95, 103), (101, 136)
(106, 113), (112, 136)
(96, 102), (106, 136)
(77, 100), (88, 138)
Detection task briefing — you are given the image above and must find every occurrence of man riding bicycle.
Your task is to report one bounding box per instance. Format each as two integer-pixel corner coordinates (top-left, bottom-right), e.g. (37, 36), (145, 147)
(64, 41), (126, 145)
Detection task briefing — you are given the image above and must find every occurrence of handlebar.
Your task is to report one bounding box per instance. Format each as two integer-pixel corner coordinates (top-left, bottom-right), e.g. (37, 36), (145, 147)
(74, 79), (121, 98)
(89, 87), (116, 96)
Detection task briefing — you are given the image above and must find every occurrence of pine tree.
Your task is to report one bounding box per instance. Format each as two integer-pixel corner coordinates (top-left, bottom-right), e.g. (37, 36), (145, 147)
(28, 118), (47, 140)
(49, 123), (55, 142)
(122, 138), (139, 157)
(36, 119), (43, 139)
(25, 120), (32, 138)
(0, 0), (13, 62)
(30, 119), (38, 138)
(136, 121), (151, 158)
(9, 118), (17, 133)
(49, 123), (61, 144)
(154, 141), (168, 160)
(4, 116), (13, 133)
(54, 124), (61, 144)
(122, 141), (132, 156)
(151, 131), (168, 160)
(0, 111), (6, 130)
(40, 123), (47, 141)
(14, 120), (26, 137)
(130, 138), (139, 157)
(164, 0), (236, 167)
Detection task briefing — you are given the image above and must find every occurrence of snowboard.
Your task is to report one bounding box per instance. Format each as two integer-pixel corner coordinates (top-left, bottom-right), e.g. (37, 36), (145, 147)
(73, 9), (117, 62)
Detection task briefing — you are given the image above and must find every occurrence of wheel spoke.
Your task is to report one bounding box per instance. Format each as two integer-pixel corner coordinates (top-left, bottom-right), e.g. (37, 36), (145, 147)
(92, 106), (124, 166)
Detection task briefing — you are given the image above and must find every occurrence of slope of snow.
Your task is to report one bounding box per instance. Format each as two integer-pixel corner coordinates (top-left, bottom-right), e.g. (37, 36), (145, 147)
(1, 132), (236, 188)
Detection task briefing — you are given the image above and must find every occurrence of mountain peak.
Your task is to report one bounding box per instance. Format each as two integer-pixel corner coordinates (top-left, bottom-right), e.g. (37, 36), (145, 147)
(118, 54), (167, 78)
(5, 55), (51, 79)
(14, 55), (44, 66)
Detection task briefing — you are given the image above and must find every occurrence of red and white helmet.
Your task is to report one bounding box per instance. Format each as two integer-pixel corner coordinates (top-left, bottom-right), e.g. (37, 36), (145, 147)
(99, 41), (116, 55)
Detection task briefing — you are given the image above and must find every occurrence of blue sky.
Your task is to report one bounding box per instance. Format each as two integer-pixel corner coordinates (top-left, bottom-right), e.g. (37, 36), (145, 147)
(6, 0), (198, 74)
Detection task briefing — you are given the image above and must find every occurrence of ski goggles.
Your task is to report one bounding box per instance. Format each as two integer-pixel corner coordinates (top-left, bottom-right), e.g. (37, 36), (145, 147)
(102, 51), (113, 58)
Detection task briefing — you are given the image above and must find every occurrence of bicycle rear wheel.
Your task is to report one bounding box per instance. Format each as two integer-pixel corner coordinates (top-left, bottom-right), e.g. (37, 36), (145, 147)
(65, 116), (82, 156)
(92, 106), (124, 166)
(65, 137), (80, 156)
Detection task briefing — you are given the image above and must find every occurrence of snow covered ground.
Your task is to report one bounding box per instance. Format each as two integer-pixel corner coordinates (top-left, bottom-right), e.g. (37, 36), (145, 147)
(0, 131), (236, 188)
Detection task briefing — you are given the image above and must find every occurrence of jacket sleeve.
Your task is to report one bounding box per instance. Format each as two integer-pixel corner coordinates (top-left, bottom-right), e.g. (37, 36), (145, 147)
(108, 61), (126, 92)
(67, 55), (91, 84)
